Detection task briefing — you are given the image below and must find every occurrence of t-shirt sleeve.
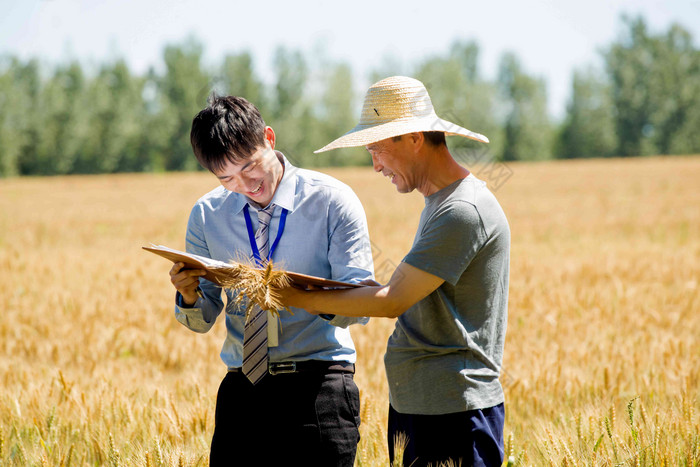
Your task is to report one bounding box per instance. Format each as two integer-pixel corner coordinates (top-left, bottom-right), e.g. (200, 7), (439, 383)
(402, 201), (486, 286)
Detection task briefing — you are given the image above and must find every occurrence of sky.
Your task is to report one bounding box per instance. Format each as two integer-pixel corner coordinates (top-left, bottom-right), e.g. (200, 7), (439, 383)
(1, 0), (699, 120)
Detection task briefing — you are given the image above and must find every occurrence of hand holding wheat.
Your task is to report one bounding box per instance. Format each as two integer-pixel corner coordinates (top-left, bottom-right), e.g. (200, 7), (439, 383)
(219, 260), (291, 322)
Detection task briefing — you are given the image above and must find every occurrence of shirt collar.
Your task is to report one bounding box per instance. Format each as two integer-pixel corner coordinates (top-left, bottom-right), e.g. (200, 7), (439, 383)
(231, 151), (298, 214)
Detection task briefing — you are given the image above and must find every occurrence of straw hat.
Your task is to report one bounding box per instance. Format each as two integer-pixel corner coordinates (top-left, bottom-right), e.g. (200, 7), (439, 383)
(314, 76), (488, 153)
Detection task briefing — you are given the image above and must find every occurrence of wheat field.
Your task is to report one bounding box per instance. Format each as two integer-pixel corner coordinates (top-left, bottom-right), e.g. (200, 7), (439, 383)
(0, 156), (698, 466)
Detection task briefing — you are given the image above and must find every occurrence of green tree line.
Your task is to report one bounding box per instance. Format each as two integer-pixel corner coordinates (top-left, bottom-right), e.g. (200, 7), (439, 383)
(1, 16), (698, 177)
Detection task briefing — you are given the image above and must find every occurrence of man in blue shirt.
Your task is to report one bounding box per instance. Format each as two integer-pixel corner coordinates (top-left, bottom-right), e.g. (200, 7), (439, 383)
(168, 95), (373, 466)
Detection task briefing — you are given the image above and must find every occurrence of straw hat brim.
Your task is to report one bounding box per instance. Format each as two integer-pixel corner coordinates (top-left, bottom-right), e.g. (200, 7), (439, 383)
(314, 115), (489, 153)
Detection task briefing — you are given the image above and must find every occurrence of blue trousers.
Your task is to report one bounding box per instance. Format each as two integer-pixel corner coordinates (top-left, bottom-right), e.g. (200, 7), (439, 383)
(210, 369), (361, 466)
(388, 403), (505, 467)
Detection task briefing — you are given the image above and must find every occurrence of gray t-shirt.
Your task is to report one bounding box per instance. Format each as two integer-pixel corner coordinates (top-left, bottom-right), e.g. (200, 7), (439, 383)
(385, 174), (510, 415)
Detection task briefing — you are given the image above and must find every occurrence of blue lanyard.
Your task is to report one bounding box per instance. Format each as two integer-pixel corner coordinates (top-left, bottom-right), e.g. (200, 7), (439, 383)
(243, 204), (289, 267)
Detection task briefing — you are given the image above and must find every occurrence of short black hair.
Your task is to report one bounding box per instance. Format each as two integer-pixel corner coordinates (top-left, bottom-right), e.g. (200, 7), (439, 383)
(190, 95), (266, 173)
(391, 131), (446, 147)
(423, 131), (446, 147)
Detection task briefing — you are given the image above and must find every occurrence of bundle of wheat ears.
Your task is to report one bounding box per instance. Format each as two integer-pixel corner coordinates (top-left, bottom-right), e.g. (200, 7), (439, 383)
(217, 261), (291, 322)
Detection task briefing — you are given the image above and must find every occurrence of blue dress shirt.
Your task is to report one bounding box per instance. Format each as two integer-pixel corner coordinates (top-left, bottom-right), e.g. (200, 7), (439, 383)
(175, 153), (373, 369)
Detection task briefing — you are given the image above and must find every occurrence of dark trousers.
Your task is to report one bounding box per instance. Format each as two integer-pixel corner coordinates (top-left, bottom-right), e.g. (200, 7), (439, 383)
(210, 369), (361, 467)
(388, 403), (505, 467)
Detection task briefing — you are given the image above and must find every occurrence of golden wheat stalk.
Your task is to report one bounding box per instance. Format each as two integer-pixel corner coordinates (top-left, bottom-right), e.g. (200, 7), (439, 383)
(217, 261), (291, 322)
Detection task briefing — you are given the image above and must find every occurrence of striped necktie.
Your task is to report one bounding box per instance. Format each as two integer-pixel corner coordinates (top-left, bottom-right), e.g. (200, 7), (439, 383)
(242, 203), (275, 384)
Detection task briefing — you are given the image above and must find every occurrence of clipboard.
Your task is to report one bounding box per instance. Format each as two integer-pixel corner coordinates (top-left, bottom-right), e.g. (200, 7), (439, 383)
(143, 244), (363, 289)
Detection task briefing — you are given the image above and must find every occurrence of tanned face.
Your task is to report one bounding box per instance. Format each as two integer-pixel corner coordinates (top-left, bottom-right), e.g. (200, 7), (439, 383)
(366, 135), (419, 194)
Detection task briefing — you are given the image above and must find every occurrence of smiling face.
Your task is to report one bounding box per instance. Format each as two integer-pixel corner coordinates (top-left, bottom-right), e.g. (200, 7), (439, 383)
(213, 128), (284, 207)
(366, 135), (419, 194)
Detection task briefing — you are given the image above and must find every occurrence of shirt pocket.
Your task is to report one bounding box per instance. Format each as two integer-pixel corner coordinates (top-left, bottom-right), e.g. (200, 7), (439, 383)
(224, 289), (247, 316)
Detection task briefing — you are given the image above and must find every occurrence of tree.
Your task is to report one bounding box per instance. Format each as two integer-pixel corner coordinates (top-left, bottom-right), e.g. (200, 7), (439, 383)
(605, 17), (658, 156)
(498, 53), (552, 161)
(557, 68), (616, 158)
(604, 16), (700, 156)
(36, 61), (89, 174)
(0, 58), (41, 176)
(159, 38), (211, 171)
(219, 52), (265, 114)
(269, 47), (312, 164)
(315, 63), (366, 167)
(648, 24), (700, 154)
(272, 47), (307, 121)
(368, 54), (405, 85)
(415, 41), (502, 161)
(79, 60), (147, 173)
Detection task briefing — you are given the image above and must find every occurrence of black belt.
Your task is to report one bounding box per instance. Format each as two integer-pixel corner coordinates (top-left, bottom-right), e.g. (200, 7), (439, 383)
(229, 361), (354, 375)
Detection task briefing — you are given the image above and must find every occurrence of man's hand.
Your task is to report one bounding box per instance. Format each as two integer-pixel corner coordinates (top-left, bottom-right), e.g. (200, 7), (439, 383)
(271, 263), (444, 319)
(358, 278), (381, 287)
(170, 262), (205, 305)
(275, 278), (382, 315)
(276, 284), (308, 310)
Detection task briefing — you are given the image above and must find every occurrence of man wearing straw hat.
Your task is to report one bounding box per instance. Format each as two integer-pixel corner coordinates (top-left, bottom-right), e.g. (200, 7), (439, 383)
(279, 76), (510, 466)
(168, 95), (373, 466)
